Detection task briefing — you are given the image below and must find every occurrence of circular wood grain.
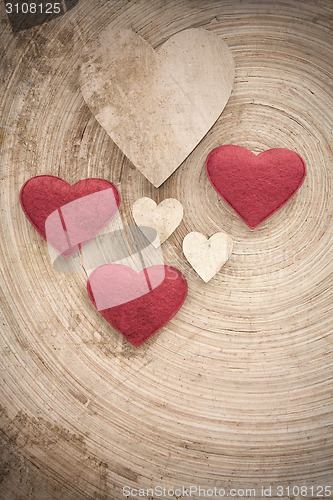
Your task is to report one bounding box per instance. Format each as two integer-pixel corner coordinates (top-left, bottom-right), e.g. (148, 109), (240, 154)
(0, 1), (332, 498)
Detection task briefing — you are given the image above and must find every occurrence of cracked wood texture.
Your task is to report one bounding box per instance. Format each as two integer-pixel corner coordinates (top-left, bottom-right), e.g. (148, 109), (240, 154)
(0, 1), (332, 499)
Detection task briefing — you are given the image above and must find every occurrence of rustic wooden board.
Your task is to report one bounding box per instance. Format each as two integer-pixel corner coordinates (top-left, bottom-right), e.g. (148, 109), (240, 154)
(0, 1), (332, 499)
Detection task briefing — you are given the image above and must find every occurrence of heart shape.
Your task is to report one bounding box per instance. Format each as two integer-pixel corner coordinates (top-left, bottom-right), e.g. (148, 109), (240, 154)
(132, 197), (183, 246)
(87, 264), (187, 347)
(20, 175), (120, 257)
(206, 145), (305, 229)
(206, 146), (306, 229)
(80, 28), (234, 187)
(183, 232), (233, 282)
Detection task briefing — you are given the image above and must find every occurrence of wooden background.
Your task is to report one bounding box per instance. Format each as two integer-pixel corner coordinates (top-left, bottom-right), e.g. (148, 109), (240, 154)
(0, 0), (332, 498)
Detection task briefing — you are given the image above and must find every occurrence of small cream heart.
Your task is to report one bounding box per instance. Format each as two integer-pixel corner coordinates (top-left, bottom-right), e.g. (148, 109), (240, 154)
(183, 232), (233, 282)
(132, 198), (183, 246)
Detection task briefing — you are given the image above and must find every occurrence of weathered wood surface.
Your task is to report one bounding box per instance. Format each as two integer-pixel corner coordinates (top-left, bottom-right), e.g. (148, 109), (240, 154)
(0, 1), (332, 499)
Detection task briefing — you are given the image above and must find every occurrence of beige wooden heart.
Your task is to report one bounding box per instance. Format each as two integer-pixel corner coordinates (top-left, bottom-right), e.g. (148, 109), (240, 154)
(79, 28), (235, 187)
(132, 197), (183, 246)
(183, 232), (233, 282)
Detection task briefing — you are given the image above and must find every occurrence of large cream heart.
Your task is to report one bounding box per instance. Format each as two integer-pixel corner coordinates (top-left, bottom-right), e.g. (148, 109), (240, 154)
(132, 197), (183, 246)
(183, 232), (233, 282)
(80, 28), (235, 187)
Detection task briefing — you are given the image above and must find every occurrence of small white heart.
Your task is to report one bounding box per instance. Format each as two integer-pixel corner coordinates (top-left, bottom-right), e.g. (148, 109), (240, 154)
(183, 232), (233, 282)
(80, 28), (235, 187)
(132, 197), (183, 246)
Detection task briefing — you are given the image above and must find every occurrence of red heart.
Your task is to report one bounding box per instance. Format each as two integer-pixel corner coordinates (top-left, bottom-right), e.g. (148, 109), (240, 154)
(87, 264), (187, 347)
(20, 175), (120, 257)
(206, 146), (306, 229)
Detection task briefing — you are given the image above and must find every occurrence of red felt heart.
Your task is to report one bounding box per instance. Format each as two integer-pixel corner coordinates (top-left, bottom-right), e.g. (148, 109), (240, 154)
(205, 146), (306, 229)
(87, 264), (187, 347)
(20, 175), (120, 257)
